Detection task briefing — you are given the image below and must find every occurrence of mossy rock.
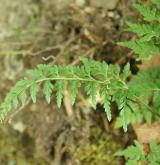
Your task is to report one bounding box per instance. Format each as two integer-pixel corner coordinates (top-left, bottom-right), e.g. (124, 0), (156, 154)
(0, 126), (48, 165)
(74, 126), (122, 165)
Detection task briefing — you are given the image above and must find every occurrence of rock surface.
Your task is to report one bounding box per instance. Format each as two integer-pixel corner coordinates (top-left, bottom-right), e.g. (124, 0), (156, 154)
(90, 0), (119, 9)
(44, 0), (119, 10)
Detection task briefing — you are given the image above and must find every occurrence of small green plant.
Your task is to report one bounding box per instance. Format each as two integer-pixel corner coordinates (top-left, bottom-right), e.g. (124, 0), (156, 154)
(115, 68), (160, 129)
(0, 57), (132, 131)
(119, 0), (160, 60)
(1, 0), (160, 164)
(116, 140), (160, 165)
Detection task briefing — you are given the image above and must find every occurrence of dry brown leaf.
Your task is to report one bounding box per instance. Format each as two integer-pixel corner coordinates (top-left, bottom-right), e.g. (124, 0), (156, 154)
(139, 55), (160, 71)
(133, 122), (160, 144)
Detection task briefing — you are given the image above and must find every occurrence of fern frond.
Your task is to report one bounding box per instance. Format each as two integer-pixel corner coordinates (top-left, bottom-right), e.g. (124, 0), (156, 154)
(152, 0), (160, 5)
(126, 22), (160, 41)
(120, 2), (160, 60)
(0, 57), (131, 123)
(0, 78), (32, 121)
(116, 140), (160, 165)
(115, 68), (160, 129)
(115, 140), (144, 159)
(115, 106), (143, 130)
(134, 3), (160, 22)
(148, 141), (160, 163)
(118, 40), (159, 59)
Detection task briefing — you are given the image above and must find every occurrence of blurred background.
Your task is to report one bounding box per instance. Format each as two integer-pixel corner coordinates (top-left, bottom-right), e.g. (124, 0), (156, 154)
(0, 0), (137, 164)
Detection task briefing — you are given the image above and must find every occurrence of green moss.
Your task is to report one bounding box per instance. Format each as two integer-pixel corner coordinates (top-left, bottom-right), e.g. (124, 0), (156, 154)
(74, 126), (122, 165)
(0, 126), (48, 165)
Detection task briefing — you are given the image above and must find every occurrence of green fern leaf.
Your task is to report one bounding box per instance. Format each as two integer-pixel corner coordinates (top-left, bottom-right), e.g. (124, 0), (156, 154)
(12, 97), (19, 109)
(19, 91), (27, 107)
(152, 0), (160, 4)
(120, 108), (127, 132)
(113, 64), (121, 78)
(84, 82), (97, 109)
(117, 140), (160, 164)
(55, 80), (65, 108)
(134, 3), (159, 22)
(115, 140), (144, 159)
(148, 141), (160, 163)
(30, 83), (38, 103)
(122, 63), (130, 81)
(70, 81), (81, 105)
(100, 86), (112, 121)
(126, 22), (160, 41)
(126, 160), (139, 165)
(118, 40), (159, 59)
(80, 57), (91, 75)
(43, 81), (53, 104)
(27, 69), (43, 79)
